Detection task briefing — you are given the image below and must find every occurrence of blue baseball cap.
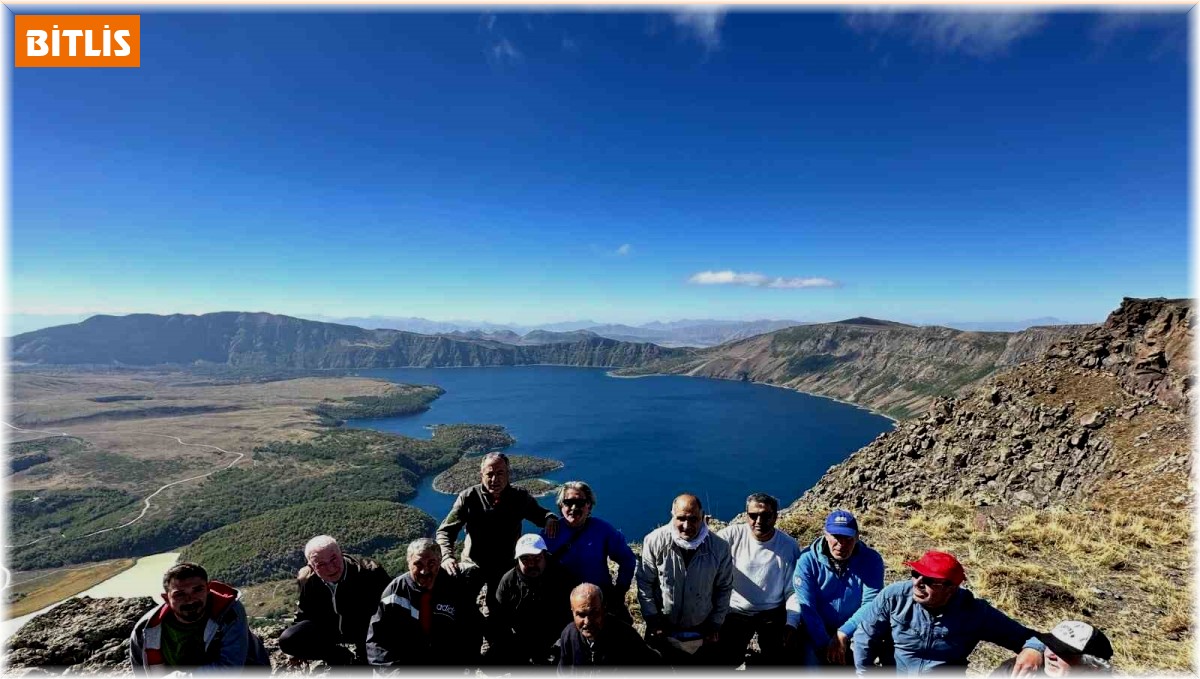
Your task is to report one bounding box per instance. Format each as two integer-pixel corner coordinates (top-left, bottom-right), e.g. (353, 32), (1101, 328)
(824, 509), (859, 537)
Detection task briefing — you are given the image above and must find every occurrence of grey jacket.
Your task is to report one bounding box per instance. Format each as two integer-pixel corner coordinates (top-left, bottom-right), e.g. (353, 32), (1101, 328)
(635, 525), (734, 634)
(128, 581), (269, 674)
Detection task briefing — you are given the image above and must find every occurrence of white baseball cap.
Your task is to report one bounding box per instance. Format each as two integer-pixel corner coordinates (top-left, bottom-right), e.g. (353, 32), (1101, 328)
(514, 533), (548, 558)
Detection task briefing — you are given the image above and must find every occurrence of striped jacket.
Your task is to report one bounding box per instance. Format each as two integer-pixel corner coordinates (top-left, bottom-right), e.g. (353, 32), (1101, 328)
(365, 571), (482, 667)
(128, 581), (269, 674)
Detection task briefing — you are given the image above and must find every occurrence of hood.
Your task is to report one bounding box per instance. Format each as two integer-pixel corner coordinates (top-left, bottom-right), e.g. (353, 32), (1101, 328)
(146, 580), (240, 629)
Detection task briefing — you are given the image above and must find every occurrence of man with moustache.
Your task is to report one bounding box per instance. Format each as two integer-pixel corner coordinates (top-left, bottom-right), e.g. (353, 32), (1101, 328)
(636, 493), (734, 665)
(366, 538), (482, 667)
(492, 534), (575, 665)
(436, 452), (559, 622)
(792, 509), (885, 667)
(277, 535), (392, 665)
(851, 550), (1045, 676)
(716, 493), (803, 667)
(556, 583), (660, 671)
(541, 481), (637, 623)
(129, 562), (269, 672)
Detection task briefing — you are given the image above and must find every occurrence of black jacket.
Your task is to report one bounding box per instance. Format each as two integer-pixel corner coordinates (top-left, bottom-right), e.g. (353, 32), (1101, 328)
(436, 484), (556, 573)
(366, 571), (482, 667)
(493, 562), (575, 664)
(295, 555), (391, 644)
(556, 615), (660, 672)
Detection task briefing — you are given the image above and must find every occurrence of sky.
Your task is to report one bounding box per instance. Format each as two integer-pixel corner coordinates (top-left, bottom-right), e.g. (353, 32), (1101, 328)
(9, 8), (1191, 330)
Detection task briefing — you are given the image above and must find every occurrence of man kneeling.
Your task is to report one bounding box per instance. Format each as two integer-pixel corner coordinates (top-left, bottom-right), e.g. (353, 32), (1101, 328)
(278, 535), (391, 665)
(129, 562), (269, 673)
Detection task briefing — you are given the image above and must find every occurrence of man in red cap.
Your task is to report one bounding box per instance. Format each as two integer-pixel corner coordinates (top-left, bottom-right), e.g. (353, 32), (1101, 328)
(851, 550), (1046, 676)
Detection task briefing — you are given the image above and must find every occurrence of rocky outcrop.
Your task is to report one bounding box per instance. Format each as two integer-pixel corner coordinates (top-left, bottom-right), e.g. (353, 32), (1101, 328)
(5, 596), (152, 672)
(792, 298), (1193, 513)
(10, 312), (683, 370)
(620, 320), (1092, 419)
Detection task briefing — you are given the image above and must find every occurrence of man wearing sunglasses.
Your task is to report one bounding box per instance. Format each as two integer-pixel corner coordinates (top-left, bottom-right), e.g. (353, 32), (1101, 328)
(791, 509), (885, 668)
(716, 493), (802, 667)
(851, 550), (1046, 676)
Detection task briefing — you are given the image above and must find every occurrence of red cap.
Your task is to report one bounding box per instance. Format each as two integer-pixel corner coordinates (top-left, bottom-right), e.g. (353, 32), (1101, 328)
(904, 551), (966, 585)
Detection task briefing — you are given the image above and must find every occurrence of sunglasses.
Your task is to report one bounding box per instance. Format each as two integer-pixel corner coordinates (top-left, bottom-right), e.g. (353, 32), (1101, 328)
(561, 499), (590, 509)
(910, 571), (954, 589)
(746, 512), (776, 522)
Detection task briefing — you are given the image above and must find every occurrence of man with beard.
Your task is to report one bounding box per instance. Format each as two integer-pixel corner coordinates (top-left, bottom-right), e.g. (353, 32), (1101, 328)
(278, 535), (392, 665)
(366, 538), (482, 667)
(791, 509), (885, 667)
(556, 583), (660, 672)
(129, 562), (269, 673)
(717, 493), (802, 667)
(636, 493), (734, 665)
(852, 550), (1045, 676)
(492, 534), (575, 665)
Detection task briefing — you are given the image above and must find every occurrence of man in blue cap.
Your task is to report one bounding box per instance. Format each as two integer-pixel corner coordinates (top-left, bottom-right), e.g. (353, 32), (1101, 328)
(789, 509), (885, 667)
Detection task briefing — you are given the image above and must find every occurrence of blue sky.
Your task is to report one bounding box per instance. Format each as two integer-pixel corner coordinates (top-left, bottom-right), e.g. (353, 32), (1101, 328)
(9, 9), (1190, 329)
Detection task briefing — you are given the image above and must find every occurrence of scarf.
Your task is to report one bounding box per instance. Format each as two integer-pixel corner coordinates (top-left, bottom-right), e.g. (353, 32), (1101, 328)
(672, 523), (709, 551)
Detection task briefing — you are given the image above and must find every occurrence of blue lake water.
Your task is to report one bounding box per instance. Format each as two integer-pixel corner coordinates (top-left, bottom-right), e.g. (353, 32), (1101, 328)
(349, 366), (893, 542)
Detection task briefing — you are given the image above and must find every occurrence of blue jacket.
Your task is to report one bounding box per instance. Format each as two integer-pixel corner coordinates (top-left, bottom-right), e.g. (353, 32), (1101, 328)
(541, 517), (636, 593)
(852, 581), (1045, 675)
(792, 536), (885, 648)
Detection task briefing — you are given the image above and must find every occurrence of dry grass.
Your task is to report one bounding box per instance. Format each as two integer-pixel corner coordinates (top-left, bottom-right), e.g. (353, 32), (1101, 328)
(777, 501), (1194, 674)
(5, 559), (136, 617)
(241, 578), (298, 622)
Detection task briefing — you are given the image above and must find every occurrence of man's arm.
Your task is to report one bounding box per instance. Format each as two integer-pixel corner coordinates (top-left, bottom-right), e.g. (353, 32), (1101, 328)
(635, 535), (664, 631)
(794, 554), (832, 649)
(128, 624), (144, 673)
(366, 580), (405, 666)
(703, 540), (735, 635)
(201, 604), (251, 670)
(783, 541), (803, 629)
(837, 549), (886, 639)
(978, 601), (1046, 655)
(607, 526), (637, 592)
(436, 492), (469, 573)
(293, 572), (312, 624)
(851, 589), (893, 676)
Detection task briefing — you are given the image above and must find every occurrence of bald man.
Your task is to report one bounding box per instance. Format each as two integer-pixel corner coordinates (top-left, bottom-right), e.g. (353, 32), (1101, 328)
(278, 535), (391, 665)
(556, 584), (660, 670)
(636, 494), (734, 665)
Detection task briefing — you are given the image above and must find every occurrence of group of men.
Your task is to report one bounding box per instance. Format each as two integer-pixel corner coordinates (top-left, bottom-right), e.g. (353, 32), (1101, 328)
(129, 452), (1115, 675)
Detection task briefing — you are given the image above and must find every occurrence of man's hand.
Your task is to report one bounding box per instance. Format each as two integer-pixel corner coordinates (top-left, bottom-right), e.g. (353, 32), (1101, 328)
(441, 557), (459, 576)
(1010, 648), (1043, 677)
(545, 516), (559, 539)
(703, 631), (720, 646)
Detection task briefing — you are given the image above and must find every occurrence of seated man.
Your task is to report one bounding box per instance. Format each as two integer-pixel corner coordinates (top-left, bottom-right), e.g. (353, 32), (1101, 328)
(717, 492), (802, 667)
(129, 562), (269, 673)
(852, 551), (1045, 676)
(992, 622), (1114, 676)
(278, 535), (391, 665)
(792, 509), (885, 667)
(556, 583), (660, 671)
(493, 534), (575, 665)
(636, 493), (733, 665)
(366, 538), (483, 668)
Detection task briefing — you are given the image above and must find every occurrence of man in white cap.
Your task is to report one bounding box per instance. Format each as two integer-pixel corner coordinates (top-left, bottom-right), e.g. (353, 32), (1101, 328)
(992, 622), (1113, 676)
(493, 533), (575, 665)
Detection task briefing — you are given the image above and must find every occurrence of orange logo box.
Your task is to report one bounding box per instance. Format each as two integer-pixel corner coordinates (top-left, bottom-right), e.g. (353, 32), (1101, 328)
(15, 15), (140, 67)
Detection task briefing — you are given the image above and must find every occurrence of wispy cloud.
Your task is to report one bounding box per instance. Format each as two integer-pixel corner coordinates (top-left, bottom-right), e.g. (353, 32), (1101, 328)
(562, 37), (579, 54)
(490, 38), (523, 65)
(672, 7), (726, 52)
(615, 244), (633, 256)
(844, 9), (1046, 59)
(1088, 11), (1186, 58)
(688, 270), (839, 289)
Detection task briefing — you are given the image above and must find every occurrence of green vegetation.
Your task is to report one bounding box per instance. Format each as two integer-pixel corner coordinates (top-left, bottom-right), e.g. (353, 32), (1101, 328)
(10, 452), (51, 474)
(433, 454), (563, 494)
(514, 479), (558, 496)
(785, 353), (848, 376)
(179, 501), (434, 586)
(310, 384), (445, 423)
(9, 436), (87, 457)
(429, 424), (516, 453)
(8, 489), (141, 545)
(9, 424), (514, 571)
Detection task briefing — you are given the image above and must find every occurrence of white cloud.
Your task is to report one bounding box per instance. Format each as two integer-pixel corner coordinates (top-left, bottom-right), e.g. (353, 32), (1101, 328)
(490, 38), (523, 65)
(672, 7), (726, 52)
(562, 37), (579, 54)
(688, 270), (838, 289)
(615, 244), (633, 256)
(845, 9), (1046, 58)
